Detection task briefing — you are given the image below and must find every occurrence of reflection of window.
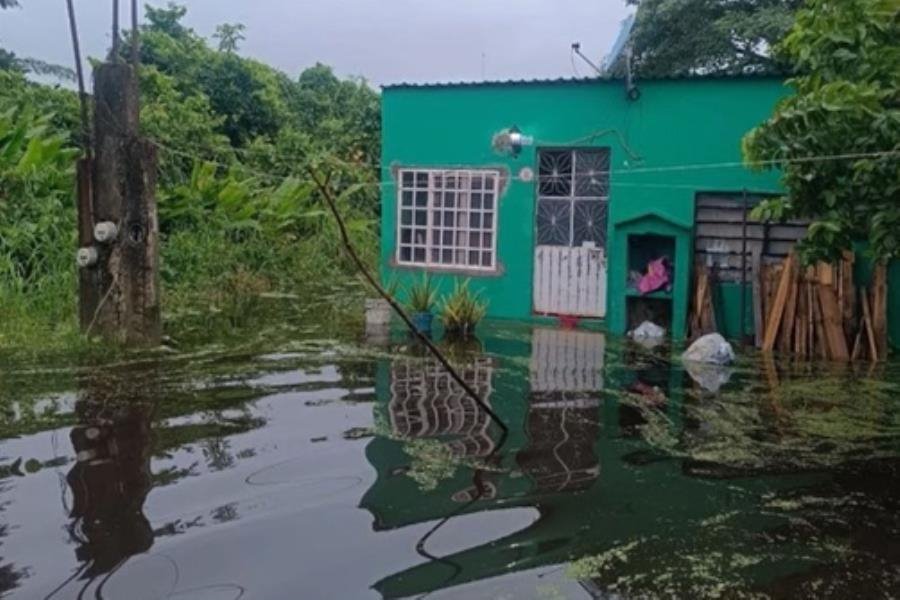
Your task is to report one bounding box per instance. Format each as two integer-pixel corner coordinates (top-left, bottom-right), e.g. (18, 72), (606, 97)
(396, 169), (500, 271)
(537, 149), (609, 248)
(389, 357), (495, 458)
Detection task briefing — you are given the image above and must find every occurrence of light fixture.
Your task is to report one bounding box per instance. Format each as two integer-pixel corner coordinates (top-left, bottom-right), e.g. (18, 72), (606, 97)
(491, 126), (533, 157)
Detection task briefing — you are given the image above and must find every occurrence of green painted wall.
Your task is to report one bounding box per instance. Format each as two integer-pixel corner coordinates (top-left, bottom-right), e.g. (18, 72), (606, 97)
(380, 77), (785, 330)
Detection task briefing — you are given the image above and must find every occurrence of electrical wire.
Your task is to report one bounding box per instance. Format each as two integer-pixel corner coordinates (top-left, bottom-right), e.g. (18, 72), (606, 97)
(65, 0), (91, 156)
(111, 0), (120, 60)
(130, 0), (139, 67)
(152, 139), (898, 194)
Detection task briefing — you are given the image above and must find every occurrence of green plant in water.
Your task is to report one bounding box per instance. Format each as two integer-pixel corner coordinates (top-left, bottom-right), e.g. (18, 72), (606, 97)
(440, 279), (487, 336)
(382, 275), (401, 298)
(406, 273), (437, 313)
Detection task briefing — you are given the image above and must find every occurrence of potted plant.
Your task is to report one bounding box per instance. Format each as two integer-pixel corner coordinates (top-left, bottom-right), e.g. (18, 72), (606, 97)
(440, 279), (487, 340)
(406, 273), (437, 333)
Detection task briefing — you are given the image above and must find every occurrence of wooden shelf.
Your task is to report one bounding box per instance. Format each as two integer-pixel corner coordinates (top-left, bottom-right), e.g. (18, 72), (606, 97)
(625, 288), (673, 300)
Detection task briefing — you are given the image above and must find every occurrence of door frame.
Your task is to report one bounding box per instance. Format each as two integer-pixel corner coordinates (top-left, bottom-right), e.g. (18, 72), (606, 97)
(531, 146), (611, 317)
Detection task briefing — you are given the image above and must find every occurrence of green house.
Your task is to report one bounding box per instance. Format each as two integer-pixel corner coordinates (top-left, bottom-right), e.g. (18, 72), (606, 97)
(379, 75), (900, 345)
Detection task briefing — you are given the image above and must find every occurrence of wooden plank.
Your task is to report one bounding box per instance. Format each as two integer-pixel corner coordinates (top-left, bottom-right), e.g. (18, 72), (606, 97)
(817, 283), (849, 361)
(811, 286), (827, 359)
(779, 266), (799, 354)
(807, 282), (814, 356)
(706, 269), (718, 333)
(762, 253), (796, 351)
(861, 287), (878, 361)
(794, 277), (809, 358)
(689, 266), (706, 338)
(817, 262), (835, 287)
(851, 325), (863, 361)
(872, 264), (888, 358)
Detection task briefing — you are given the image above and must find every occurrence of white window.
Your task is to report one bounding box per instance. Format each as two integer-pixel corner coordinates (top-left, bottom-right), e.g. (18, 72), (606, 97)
(396, 168), (500, 271)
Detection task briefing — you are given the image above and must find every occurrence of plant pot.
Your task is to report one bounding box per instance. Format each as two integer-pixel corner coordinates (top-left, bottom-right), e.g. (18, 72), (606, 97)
(411, 311), (434, 334)
(365, 298), (392, 328)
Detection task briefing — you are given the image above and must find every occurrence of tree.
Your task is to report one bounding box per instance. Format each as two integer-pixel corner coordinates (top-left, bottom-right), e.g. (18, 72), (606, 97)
(743, 0), (900, 264)
(0, 49), (21, 73)
(0, 0), (19, 70)
(213, 23), (245, 53)
(621, 0), (801, 76)
(145, 2), (189, 39)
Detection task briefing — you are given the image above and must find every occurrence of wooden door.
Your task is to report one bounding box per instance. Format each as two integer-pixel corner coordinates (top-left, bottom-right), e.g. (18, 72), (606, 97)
(533, 148), (609, 317)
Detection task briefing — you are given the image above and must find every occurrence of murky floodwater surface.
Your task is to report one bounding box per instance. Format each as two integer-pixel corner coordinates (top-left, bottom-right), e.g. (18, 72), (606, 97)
(1, 316), (898, 599)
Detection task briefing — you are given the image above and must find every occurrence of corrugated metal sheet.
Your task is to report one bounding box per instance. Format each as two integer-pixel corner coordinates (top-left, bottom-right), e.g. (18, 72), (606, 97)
(381, 72), (784, 90)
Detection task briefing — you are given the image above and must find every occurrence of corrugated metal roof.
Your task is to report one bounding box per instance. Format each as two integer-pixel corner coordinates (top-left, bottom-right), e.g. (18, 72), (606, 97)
(381, 72), (783, 90)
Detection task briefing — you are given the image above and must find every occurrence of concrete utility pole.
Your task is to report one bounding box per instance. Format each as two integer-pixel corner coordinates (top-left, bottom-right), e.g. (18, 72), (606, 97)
(76, 62), (160, 345)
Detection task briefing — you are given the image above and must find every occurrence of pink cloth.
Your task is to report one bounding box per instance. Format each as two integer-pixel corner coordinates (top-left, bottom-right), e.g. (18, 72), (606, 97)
(638, 258), (670, 294)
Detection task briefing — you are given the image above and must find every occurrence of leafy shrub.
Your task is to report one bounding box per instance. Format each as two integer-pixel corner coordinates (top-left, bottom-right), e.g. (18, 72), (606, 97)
(439, 279), (487, 337)
(406, 273), (437, 313)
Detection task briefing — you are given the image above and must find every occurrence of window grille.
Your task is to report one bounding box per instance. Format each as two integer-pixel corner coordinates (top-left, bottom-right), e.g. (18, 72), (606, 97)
(389, 357), (496, 458)
(537, 149), (609, 248)
(396, 168), (500, 271)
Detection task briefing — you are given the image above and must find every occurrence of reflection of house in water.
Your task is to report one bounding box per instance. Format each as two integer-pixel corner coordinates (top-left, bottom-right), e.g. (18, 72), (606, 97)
(361, 327), (612, 598)
(361, 327), (790, 599)
(518, 328), (602, 493)
(389, 357), (495, 459)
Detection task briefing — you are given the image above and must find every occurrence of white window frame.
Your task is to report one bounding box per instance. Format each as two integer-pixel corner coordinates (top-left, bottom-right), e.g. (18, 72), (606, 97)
(395, 168), (500, 272)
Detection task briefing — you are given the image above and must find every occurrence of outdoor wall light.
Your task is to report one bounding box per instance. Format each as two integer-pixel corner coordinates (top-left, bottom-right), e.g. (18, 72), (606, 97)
(492, 126), (533, 157)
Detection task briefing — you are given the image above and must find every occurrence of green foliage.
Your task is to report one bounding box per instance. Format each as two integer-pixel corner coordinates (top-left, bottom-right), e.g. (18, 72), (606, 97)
(402, 439), (459, 491)
(406, 274), (437, 313)
(0, 3), (381, 350)
(214, 23), (246, 53)
(440, 279), (487, 336)
(0, 72), (80, 347)
(743, 0), (900, 264)
(0, 49), (22, 73)
(622, 0), (800, 76)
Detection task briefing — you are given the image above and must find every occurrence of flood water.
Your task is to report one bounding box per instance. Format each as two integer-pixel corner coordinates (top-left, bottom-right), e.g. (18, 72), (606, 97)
(1, 313), (899, 599)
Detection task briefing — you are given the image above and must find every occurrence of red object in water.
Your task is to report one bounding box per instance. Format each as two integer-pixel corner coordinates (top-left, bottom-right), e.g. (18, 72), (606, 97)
(559, 315), (580, 328)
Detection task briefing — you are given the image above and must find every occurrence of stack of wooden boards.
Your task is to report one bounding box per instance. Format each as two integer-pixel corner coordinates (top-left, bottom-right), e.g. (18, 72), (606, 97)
(689, 251), (888, 361)
(689, 265), (717, 338)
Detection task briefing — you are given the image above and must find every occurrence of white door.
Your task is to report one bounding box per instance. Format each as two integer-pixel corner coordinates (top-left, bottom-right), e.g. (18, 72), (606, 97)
(533, 148), (609, 317)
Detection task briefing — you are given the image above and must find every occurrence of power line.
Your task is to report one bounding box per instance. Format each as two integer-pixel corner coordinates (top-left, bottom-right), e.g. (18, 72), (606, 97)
(153, 138), (899, 195)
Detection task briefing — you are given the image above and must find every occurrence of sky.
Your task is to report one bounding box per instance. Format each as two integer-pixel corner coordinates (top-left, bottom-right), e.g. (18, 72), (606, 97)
(0, 0), (633, 87)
